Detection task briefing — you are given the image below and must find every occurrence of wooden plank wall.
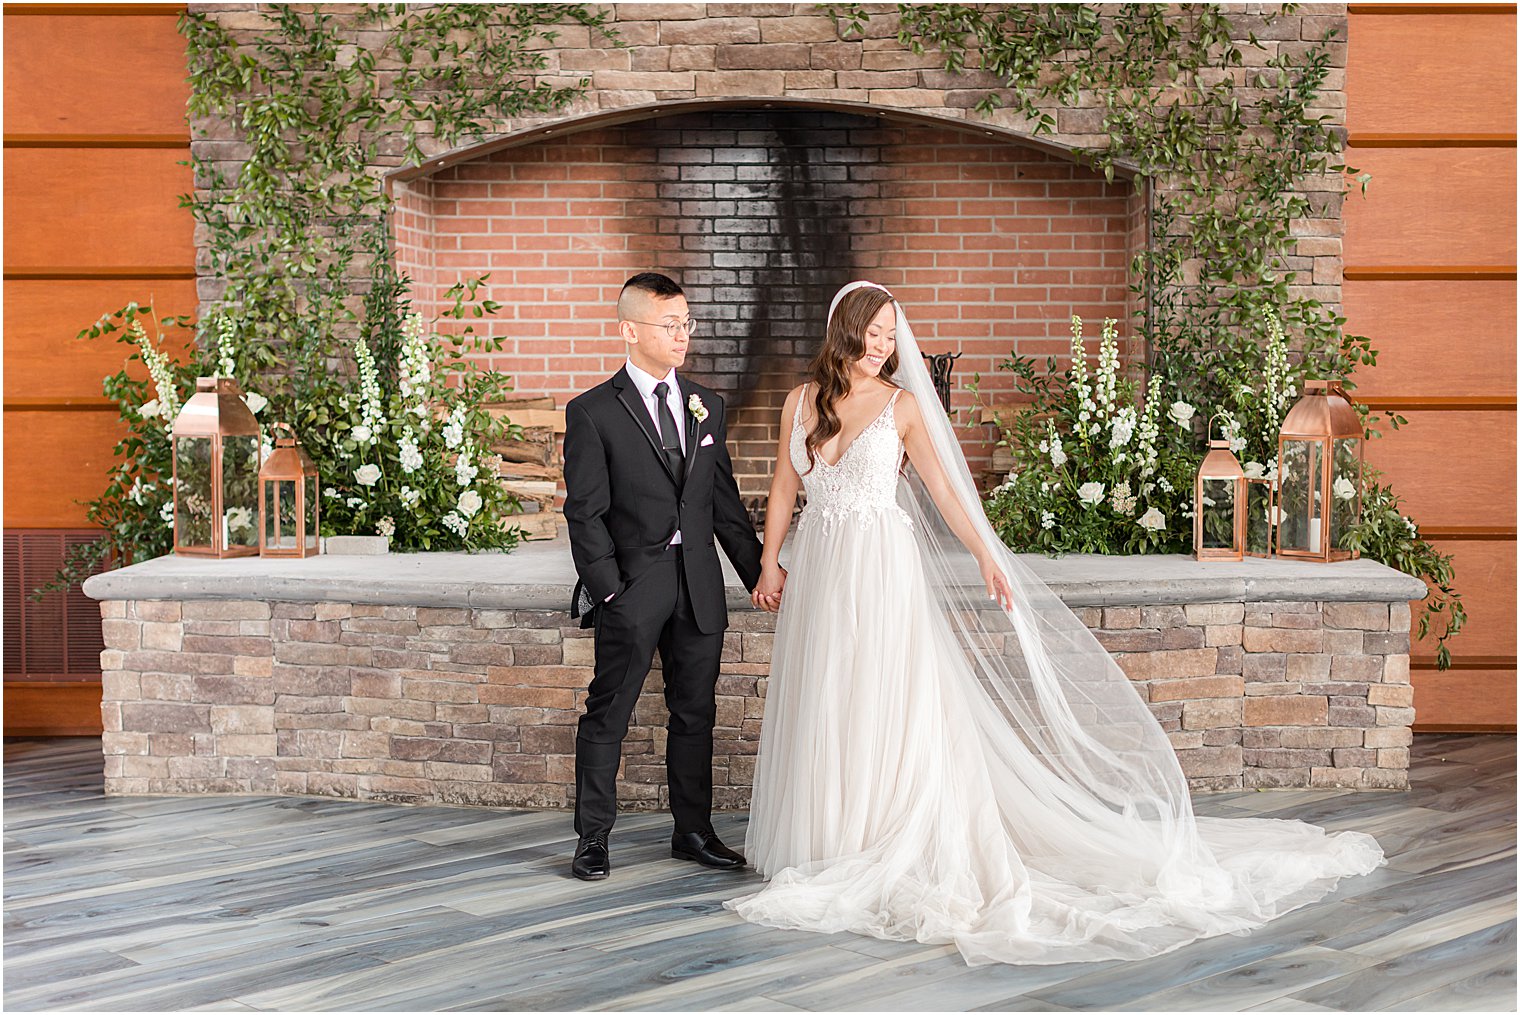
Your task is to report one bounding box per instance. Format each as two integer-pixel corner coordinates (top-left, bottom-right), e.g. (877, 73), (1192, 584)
(3, 3), (195, 733)
(1344, 4), (1517, 730)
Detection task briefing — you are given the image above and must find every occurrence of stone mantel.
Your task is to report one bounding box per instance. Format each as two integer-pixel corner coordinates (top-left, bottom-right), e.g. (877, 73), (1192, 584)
(83, 538), (1427, 610)
(83, 539), (1427, 802)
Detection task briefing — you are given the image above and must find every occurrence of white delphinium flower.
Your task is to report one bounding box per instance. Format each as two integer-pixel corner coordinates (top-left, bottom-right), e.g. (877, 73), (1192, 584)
(1158, 476), (1173, 493)
(160, 500), (175, 526)
(1109, 406), (1136, 450)
(1094, 318), (1122, 422)
(457, 490), (483, 517)
(1040, 510), (1056, 531)
(1138, 507), (1165, 532)
(1077, 481), (1105, 507)
(1333, 476), (1357, 501)
(399, 485), (421, 508)
(1266, 459), (1280, 483)
(1068, 315), (1098, 439)
(376, 516), (395, 539)
(353, 334), (388, 437)
(1262, 310), (1292, 436)
(441, 511), (469, 537)
(215, 314), (237, 379)
(346, 496), (364, 509)
(397, 314), (433, 401)
(440, 407), (462, 449)
(454, 450), (478, 487)
(398, 435), (423, 474)
(1168, 400), (1195, 428)
(1049, 438), (1067, 469)
(355, 463), (381, 486)
(1135, 374), (1162, 477)
(131, 319), (181, 426)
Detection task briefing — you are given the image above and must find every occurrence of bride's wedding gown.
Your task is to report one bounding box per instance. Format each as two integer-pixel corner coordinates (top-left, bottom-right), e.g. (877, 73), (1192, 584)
(724, 383), (1384, 966)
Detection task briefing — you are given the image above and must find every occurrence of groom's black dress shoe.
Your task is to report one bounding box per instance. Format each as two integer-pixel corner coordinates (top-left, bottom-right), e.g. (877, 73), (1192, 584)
(572, 832), (610, 880)
(671, 830), (746, 869)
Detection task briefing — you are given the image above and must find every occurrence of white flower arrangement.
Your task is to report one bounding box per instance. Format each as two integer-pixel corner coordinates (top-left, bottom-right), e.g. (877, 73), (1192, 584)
(398, 435), (423, 474)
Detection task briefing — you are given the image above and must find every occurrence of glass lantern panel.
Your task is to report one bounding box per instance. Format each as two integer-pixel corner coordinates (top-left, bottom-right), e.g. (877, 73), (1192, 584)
(265, 480), (298, 550)
(1246, 479), (1274, 556)
(303, 475), (319, 550)
(1199, 477), (1239, 550)
(174, 436), (214, 548)
(1330, 436), (1362, 552)
(1277, 439), (1325, 554)
(221, 434), (261, 550)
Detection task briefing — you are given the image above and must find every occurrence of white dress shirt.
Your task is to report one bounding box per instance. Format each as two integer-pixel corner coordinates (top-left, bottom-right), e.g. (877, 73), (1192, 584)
(624, 358), (684, 546)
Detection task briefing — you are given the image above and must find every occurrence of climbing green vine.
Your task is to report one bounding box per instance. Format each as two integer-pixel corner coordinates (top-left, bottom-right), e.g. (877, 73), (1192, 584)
(45, 4), (615, 597)
(829, 3), (1463, 665)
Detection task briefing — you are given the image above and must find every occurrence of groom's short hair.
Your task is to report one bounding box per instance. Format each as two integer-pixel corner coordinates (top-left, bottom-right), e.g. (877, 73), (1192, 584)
(618, 272), (684, 321)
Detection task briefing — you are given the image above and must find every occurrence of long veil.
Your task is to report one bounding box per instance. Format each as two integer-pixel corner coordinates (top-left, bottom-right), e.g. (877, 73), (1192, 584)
(740, 281), (1386, 964)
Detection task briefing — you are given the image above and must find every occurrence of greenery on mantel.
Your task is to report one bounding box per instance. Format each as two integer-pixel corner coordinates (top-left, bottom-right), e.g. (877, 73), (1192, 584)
(829, 2), (1463, 666)
(43, 4), (615, 599)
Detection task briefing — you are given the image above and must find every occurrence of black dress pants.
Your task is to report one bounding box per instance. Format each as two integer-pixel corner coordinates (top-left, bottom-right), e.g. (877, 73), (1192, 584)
(574, 545), (725, 838)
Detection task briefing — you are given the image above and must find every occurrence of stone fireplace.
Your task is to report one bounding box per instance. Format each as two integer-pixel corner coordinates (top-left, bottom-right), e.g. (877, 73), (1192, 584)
(390, 103), (1146, 506)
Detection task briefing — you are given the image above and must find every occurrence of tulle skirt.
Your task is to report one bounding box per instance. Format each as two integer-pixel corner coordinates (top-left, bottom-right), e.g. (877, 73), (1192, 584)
(724, 507), (1385, 966)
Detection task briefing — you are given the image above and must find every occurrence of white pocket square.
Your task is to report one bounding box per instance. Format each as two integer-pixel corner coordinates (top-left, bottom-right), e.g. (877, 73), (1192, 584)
(700, 433), (715, 447)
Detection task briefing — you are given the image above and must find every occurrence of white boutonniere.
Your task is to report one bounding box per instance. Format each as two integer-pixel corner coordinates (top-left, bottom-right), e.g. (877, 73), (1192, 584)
(688, 394), (708, 423)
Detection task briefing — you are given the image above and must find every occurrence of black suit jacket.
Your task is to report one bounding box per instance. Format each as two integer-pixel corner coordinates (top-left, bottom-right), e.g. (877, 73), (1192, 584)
(562, 366), (763, 635)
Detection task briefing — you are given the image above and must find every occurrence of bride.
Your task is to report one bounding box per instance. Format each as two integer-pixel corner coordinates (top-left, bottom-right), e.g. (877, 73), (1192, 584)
(722, 281), (1385, 966)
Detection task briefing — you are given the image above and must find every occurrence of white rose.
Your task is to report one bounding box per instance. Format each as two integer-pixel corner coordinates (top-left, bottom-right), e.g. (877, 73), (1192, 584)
(1168, 401), (1195, 427)
(139, 399), (161, 419)
(1243, 461), (1266, 480)
(351, 424), (372, 444)
(242, 392), (268, 415)
(355, 463), (381, 486)
(1077, 482), (1104, 507)
(1138, 507), (1166, 532)
(1333, 476), (1357, 501)
(457, 490), (483, 517)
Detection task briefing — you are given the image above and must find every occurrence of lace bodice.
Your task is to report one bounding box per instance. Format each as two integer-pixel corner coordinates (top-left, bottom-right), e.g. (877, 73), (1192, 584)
(790, 384), (913, 531)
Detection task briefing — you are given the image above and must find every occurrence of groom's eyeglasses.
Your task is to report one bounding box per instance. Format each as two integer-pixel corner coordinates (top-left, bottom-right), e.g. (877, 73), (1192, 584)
(629, 318), (699, 339)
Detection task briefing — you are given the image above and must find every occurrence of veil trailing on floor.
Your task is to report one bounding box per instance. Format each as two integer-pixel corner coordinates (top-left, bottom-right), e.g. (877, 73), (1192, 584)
(766, 281), (1386, 964)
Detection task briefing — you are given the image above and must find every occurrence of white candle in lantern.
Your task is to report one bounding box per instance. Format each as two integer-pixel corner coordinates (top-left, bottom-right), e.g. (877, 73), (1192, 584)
(1308, 517), (1321, 554)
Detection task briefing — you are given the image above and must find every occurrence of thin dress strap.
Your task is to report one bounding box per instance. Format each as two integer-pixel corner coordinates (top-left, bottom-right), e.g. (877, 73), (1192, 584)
(793, 382), (809, 433)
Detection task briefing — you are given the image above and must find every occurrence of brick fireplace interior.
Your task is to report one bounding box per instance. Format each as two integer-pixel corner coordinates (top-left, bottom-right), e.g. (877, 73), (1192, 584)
(392, 106), (1145, 511)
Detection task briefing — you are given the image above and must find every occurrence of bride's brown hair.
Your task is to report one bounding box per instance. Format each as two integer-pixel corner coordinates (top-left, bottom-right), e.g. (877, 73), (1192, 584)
(802, 286), (900, 472)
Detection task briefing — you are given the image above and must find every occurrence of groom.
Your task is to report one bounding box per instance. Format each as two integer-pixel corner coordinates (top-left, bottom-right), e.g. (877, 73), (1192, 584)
(561, 272), (764, 881)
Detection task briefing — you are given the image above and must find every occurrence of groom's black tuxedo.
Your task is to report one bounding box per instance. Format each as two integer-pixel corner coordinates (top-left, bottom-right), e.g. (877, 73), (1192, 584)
(562, 365), (763, 837)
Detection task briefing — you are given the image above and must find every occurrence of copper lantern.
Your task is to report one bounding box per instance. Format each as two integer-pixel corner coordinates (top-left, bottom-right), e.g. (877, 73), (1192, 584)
(1276, 378), (1363, 562)
(1194, 415), (1246, 561)
(259, 423), (320, 558)
(171, 376), (262, 557)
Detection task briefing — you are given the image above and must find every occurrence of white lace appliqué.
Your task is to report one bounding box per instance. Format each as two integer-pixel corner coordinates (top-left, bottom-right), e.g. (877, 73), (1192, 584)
(791, 385), (914, 533)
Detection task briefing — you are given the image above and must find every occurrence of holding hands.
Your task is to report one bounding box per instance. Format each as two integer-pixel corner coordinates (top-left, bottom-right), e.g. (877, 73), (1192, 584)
(753, 561), (787, 613)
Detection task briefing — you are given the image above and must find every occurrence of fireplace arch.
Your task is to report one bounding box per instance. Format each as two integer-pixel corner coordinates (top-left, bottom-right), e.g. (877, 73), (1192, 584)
(388, 100), (1147, 503)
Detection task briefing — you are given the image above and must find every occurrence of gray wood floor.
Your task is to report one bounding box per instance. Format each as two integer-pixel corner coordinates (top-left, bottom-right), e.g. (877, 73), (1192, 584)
(4, 735), (1514, 1012)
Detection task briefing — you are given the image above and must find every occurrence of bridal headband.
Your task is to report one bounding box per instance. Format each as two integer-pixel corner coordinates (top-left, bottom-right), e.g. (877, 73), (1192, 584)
(827, 280), (896, 325)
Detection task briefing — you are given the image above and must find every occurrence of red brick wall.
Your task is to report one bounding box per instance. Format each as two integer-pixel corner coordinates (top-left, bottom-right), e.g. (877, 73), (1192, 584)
(396, 109), (1138, 499)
